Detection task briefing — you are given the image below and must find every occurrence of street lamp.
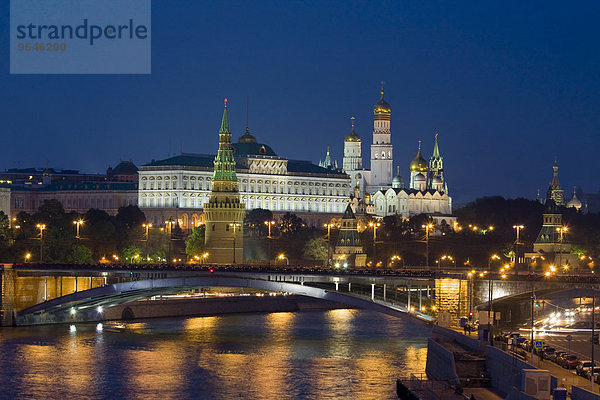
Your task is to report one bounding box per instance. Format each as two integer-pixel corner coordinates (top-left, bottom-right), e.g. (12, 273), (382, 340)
(143, 223), (152, 261)
(73, 219), (84, 239)
(278, 253), (289, 266)
(556, 226), (568, 269)
(324, 222), (335, 264)
(265, 220), (276, 265)
(368, 221), (381, 262)
(513, 225), (524, 271)
(202, 252), (209, 264)
(488, 254), (500, 270)
(25, 253), (31, 263)
(422, 223), (433, 267)
(36, 223), (46, 262)
(390, 255), (404, 268)
(229, 223), (241, 264)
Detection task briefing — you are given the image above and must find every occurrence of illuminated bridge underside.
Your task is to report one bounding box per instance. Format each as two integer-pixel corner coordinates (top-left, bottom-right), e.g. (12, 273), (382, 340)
(16, 276), (434, 326)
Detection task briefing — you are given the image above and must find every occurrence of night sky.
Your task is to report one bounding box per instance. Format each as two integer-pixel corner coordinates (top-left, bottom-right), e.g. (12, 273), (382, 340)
(1, 1), (599, 205)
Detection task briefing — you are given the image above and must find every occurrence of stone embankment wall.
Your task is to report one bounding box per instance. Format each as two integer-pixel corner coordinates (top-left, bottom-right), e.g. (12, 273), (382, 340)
(102, 295), (343, 321)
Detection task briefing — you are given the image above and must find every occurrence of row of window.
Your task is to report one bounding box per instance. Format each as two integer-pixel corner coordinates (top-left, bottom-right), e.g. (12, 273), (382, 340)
(140, 196), (346, 213)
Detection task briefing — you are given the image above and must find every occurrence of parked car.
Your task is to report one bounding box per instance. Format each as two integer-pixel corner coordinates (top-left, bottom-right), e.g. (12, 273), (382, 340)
(520, 340), (530, 351)
(561, 355), (580, 369)
(551, 351), (566, 363)
(586, 367), (600, 381)
(577, 361), (596, 377)
(542, 347), (556, 359)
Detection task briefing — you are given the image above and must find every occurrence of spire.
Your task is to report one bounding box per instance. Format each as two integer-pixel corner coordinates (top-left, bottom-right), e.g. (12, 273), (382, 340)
(432, 133), (440, 158)
(380, 80), (385, 99)
(220, 98), (230, 134)
(351, 116), (355, 131)
(551, 159), (560, 189)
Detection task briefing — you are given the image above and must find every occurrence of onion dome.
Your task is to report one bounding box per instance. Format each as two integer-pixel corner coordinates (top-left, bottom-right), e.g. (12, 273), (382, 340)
(374, 96), (391, 114)
(392, 166), (404, 189)
(415, 173), (426, 183)
(410, 141), (428, 173)
(373, 82), (391, 118)
(567, 190), (582, 210)
(345, 117), (361, 142)
(238, 126), (257, 144)
(432, 175), (442, 185)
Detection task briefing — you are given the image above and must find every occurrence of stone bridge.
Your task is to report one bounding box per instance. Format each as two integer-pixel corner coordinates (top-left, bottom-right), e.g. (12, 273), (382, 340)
(2, 263), (599, 326)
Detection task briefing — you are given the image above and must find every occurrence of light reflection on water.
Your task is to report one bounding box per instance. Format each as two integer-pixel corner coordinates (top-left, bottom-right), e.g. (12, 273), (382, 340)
(0, 310), (430, 399)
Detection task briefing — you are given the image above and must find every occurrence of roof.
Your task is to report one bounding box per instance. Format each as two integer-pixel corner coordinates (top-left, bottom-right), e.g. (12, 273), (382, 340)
(232, 142), (277, 157)
(112, 161), (138, 174)
(287, 160), (347, 176)
(144, 154), (216, 168)
(144, 153), (348, 177)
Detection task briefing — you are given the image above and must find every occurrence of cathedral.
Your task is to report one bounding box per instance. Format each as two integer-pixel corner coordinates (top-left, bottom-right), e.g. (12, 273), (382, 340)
(340, 87), (454, 227)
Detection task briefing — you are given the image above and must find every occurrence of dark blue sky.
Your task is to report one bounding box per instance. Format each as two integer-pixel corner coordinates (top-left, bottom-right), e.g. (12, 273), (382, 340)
(2, 1), (599, 204)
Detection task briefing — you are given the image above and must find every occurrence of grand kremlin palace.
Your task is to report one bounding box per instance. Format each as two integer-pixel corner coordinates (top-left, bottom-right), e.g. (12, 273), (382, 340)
(138, 127), (351, 230)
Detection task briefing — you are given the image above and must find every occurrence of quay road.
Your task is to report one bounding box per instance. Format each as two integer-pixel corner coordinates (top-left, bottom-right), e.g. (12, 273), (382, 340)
(10, 262), (600, 283)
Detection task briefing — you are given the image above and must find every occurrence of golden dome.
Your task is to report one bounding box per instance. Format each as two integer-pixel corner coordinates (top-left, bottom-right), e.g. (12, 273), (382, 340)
(410, 141), (428, 172)
(344, 117), (361, 142)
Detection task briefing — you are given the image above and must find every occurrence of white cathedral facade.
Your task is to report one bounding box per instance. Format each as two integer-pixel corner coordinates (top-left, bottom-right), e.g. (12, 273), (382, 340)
(341, 89), (454, 225)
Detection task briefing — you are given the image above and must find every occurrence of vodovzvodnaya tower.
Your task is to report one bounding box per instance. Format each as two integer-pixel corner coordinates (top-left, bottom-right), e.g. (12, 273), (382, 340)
(204, 99), (245, 263)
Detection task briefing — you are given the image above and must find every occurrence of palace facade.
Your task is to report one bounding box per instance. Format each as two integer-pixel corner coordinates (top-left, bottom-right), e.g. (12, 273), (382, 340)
(138, 108), (351, 230)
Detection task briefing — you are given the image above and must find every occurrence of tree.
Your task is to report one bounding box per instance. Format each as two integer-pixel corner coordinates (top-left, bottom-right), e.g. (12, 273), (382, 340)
(66, 245), (94, 264)
(244, 208), (274, 237)
(121, 245), (142, 263)
(279, 213), (305, 238)
(185, 226), (205, 257)
(302, 237), (328, 260)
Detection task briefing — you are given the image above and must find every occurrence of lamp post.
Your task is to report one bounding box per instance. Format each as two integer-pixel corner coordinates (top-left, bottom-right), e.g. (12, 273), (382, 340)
(229, 222), (241, 264)
(592, 296), (596, 392)
(368, 221), (381, 263)
(556, 226), (568, 269)
(36, 223), (46, 262)
(265, 220), (275, 265)
(73, 219), (84, 240)
(278, 253), (289, 266)
(422, 223), (433, 267)
(143, 223), (152, 261)
(165, 219), (175, 262)
(513, 225), (524, 272)
(324, 222), (335, 264)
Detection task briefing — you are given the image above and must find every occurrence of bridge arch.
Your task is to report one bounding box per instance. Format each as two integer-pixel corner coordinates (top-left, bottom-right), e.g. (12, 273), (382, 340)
(17, 276), (434, 326)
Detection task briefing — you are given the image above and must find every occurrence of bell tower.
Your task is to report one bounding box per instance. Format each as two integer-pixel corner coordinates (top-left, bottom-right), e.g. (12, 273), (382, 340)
(369, 82), (393, 190)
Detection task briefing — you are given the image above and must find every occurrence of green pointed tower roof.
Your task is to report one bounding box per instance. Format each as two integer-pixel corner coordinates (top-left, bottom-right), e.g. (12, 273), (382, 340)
(432, 133), (440, 158)
(220, 98), (231, 134)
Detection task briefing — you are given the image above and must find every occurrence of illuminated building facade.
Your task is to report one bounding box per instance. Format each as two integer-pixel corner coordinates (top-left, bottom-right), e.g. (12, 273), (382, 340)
(138, 113), (351, 231)
(339, 87), (453, 224)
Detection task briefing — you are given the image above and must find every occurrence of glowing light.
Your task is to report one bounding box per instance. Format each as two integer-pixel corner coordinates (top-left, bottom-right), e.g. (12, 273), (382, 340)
(96, 323), (103, 332)
(97, 306), (103, 313)
(69, 325), (76, 332)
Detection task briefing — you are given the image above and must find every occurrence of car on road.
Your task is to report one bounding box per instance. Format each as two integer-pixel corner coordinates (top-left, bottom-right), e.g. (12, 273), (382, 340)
(577, 361), (596, 377)
(561, 355), (580, 369)
(542, 347), (556, 359)
(586, 367), (600, 382)
(551, 351), (566, 363)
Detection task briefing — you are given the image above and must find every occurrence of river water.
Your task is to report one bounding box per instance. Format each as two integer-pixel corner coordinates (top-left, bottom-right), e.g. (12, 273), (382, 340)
(0, 310), (430, 399)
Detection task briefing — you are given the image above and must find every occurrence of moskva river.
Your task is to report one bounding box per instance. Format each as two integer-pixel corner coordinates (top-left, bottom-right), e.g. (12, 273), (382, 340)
(0, 310), (430, 399)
